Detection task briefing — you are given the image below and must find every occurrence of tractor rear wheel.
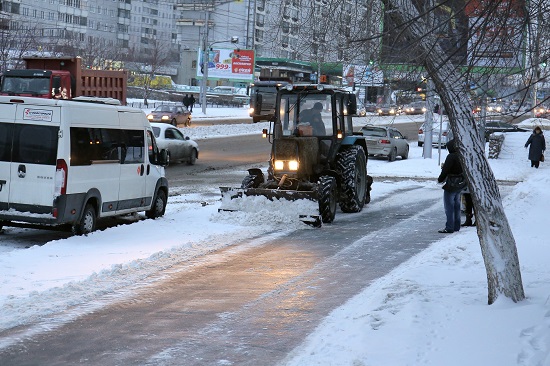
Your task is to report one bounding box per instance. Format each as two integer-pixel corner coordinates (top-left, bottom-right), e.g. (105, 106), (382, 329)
(318, 176), (337, 223)
(336, 145), (368, 213)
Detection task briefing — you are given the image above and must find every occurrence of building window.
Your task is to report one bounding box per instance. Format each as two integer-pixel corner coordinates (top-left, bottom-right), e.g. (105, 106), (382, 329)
(255, 29), (264, 43)
(256, 13), (264, 27)
(282, 35), (289, 48)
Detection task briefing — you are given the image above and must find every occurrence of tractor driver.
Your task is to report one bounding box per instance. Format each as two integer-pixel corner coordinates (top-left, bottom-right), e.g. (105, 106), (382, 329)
(299, 102), (326, 136)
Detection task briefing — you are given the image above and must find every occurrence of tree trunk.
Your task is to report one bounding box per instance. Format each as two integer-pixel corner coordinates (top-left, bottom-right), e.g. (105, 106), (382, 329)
(386, 0), (525, 304)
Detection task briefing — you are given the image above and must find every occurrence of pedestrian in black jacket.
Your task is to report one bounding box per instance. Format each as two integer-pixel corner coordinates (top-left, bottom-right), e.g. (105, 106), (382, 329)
(525, 126), (546, 168)
(189, 95), (195, 112)
(437, 139), (465, 233)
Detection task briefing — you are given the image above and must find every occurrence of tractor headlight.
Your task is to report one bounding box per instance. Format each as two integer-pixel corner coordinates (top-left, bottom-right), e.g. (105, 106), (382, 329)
(248, 107), (254, 115)
(274, 160), (299, 171)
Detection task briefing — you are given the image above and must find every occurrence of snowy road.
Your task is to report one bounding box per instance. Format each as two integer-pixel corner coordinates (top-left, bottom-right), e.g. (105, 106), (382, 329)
(0, 183), (445, 365)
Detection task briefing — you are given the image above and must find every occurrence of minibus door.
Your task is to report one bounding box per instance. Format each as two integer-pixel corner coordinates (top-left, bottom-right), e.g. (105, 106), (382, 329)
(0, 103), (18, 211)
(117, 121), (147, 212)
(8, 104), (60, 213)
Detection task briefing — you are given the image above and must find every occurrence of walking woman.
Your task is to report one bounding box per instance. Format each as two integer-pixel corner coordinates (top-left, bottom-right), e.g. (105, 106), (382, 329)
(525, 126), (546, 168)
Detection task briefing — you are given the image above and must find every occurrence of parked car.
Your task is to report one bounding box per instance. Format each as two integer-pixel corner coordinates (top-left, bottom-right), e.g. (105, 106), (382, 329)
(517, 117), (550, 131)
(487, 103), (504, 114)
(534, 106), (549, 118)
(360, 125), (409, 161)
(418, 120), (451, 148)
(376, 104), (400, 116)
(151, 123), (199, 166)
(364, 102), (378, 113)
(356, 102), (367, 116)
(147, 104), (191, 127)
(484, 120), (528, 141)
(402, 101), (426, 115)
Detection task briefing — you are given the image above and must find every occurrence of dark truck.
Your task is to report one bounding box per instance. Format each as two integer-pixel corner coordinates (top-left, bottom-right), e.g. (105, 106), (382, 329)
(248, 79), (289, 123)
(1, 56), (127, 104)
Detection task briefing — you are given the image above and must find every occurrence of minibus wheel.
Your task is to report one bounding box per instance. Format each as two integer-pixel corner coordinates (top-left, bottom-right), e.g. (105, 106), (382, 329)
(146, 189), (167, 219)
(73, 204), (96, 235)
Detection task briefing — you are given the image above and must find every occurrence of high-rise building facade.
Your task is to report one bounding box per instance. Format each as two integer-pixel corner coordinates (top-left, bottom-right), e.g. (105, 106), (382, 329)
(0, 0), (379, 84)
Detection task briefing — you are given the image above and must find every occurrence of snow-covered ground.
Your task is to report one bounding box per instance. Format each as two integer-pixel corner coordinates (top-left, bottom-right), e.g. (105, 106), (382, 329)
(1, 104), (549, 365)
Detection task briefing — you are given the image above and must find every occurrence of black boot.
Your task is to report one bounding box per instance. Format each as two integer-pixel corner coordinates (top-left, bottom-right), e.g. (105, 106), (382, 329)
(462, 216), (473, 227)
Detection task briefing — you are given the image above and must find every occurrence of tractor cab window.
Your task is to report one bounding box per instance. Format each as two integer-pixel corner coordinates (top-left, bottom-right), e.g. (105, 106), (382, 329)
(279, 93), (332, 137)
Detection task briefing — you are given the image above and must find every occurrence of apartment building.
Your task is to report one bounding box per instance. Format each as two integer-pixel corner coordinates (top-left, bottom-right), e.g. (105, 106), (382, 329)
(0, 0), (378, 85)
(0, 0), (177, 67)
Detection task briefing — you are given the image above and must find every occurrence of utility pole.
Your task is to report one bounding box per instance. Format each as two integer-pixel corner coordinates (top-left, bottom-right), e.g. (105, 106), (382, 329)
(532, 4), (543, 116)
(200, 9), (211, 115)
(199, 1), (239, 115)
(423, 78), (433, 159)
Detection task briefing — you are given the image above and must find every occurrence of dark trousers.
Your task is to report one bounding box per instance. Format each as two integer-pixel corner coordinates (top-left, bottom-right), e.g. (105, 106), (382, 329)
(443, 189), (462, 232)
(464, 193), (473, 218)
(531, 160), (540, 168)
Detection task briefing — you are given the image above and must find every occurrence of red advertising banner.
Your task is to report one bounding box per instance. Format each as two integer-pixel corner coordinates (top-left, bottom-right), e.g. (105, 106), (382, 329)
(465, 0), (525, 18)
(231, 49), (255, 75)
(465, 0), (526, 68)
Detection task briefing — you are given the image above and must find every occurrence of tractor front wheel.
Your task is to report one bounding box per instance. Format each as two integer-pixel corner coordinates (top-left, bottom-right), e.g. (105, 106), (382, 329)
(318, 176), (337, 223)
(336, 145), (368, 213)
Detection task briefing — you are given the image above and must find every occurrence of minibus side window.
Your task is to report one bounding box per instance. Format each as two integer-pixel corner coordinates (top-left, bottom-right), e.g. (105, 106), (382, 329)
(121, 129), (144, 164)
(147, 130), (158, 164)
(70, 127), (121, 165)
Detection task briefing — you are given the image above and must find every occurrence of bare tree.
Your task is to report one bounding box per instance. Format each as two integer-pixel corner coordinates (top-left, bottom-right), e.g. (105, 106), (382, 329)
(371, 0), (527, 304)
(0, 21), (42, 72)
(126, 38), (173, 105)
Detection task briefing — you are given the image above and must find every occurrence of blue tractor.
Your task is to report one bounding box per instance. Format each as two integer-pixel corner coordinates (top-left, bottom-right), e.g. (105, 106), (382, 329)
(221, 83), (372, 226)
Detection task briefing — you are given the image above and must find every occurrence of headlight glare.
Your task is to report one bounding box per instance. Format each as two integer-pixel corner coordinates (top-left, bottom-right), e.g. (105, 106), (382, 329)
(288, 160), (299, 171)
(274, 160), (284, 170)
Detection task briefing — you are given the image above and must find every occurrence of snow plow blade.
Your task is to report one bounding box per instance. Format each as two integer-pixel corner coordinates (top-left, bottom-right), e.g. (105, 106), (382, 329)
(218, 187), (322, 227)
(219, 187), (318, 202)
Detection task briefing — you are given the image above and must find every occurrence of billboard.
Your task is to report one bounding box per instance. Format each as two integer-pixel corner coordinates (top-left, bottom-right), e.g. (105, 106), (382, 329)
(381, 0), (468, 66)
(197, 48), (255, 81)
(465, 0), (526, 69)
(380, 0), (527, 70)
(343, 64), (383, 86)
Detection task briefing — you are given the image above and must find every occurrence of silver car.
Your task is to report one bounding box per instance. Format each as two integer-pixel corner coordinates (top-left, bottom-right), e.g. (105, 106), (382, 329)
(151, 123), (199, 166)
(418, 120), (451, 148)
(360, 125), (409, 162)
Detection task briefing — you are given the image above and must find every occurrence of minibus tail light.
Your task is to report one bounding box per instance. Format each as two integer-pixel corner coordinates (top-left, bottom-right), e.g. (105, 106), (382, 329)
(55, 159), (68, 196)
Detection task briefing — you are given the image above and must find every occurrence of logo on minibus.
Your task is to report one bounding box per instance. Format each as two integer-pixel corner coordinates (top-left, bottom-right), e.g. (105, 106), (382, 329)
(23, 108), (53, 122)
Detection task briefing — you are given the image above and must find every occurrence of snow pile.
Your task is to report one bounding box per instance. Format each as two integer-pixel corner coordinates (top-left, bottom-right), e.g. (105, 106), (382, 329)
(1, 104), (549, 365)
(216, 192), (319, 229)
(182, 122), (270, 140)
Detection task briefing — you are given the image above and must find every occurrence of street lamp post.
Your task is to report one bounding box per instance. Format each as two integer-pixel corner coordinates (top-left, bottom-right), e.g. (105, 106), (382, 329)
(199, 25), (239, 114)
